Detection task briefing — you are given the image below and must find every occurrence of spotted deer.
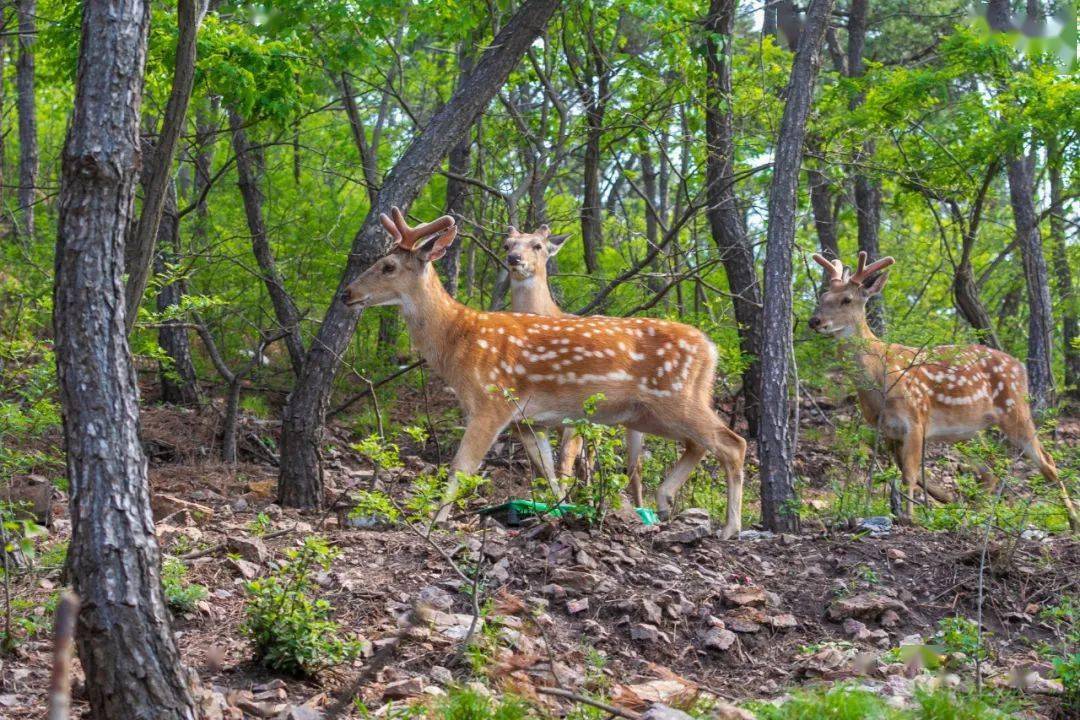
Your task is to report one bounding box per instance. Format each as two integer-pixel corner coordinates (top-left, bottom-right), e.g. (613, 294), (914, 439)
(809, 252), (1079, 530)
(343, 208), (747, 536)
(503, 225), (646, 506)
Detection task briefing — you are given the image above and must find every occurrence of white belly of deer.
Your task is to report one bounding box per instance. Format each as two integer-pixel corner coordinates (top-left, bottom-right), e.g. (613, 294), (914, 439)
(926, 410), (995, 443)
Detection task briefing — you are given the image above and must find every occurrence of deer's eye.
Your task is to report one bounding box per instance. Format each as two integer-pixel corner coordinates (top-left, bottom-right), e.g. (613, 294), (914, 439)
(533, 244), (542, 251)
(841, 297), (852, 305)
(381, 262), (395, 274)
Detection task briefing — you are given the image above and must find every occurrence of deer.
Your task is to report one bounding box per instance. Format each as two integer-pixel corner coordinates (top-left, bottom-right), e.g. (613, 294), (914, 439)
(503, 224), (646, 506)
(809, 252), (1080, 531)
(343, 208), (747, 536)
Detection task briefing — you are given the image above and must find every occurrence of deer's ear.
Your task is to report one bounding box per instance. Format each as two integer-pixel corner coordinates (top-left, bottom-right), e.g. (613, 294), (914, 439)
(862, 271), (890, 297)
(547, 233), (570, 256)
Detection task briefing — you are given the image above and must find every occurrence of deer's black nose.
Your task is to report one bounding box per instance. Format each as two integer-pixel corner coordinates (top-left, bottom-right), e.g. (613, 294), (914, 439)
(808, 316), (822, 329)
(508, 253), (523, 266)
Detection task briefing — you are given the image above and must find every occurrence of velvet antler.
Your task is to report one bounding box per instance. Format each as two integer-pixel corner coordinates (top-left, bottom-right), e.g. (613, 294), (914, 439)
(380, 206), (456, 251)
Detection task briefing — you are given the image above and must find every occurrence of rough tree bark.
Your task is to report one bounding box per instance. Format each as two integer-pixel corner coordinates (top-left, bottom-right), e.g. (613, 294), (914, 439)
(155, 179), (201, 406)
(1049, 142), (1079, 398)
(277, 0), (562, 508)
(705, 0), (764, 436)
(1005, 155), (1055, 412)
(123, 0), (205, 329)
(54, 1), (198, 718)
(947, 163), (1001, 349)
(16, 0), (37, 241)
(847, 0), (884, 332)
(758, 0), (834, 533)
(229, 109), (306, 376)
(570, 34), (609, 274)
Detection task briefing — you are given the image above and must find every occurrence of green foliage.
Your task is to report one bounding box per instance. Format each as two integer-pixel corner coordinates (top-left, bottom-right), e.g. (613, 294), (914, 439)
(750, 684), (1017, 720)
(351, 434), (402, 470)
(932, 616), (989, 663)
(243, 537), (360, 677)
(247, 512), (273, 537)
(348, 490), (400, 523)
(436, 687), (529, 720)
(162, 558), (208, 613)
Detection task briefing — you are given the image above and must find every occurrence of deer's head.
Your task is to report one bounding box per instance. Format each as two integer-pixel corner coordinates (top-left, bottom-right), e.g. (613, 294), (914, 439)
(343, 207), (457, 309)
(503, 225), (569, 281)
(808, 252), (894, 337)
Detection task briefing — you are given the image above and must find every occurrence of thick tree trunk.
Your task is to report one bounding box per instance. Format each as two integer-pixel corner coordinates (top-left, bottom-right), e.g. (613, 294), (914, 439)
(580, 102), (604, 273)
(278, 0), (561, 508)
(155, 180), (200, 406)
(1049, 145), (1079, 399)
(16, 0), (36, 241)
(123, 0), (204, 330)
(229, 109), (306, 375)
(705, 0), (763, 436)
(54, 2), (198, 718)
(1005, 155), (1055, 412)
(952, 259), (1001, 349)
(758, 0), (834, 533)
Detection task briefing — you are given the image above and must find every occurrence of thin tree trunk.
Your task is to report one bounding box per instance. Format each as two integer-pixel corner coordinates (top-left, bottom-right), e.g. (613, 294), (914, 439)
(847, 0), (883, 332)
(1005, 155), (1055, 411)
(54, 1), (198, 717)
(229, 109), (306, 375)
(758, 0), (834, 533)
(155, 179), (200, 406)
(16, 0), (36, 241)
(278, 0), (561, 508)
(123, 0), (204, 330)
(1048, 142), (1079, 398)
(441, 44), (476, 297)
(705, 0), (763, 437)
(0, 16), (7, 209)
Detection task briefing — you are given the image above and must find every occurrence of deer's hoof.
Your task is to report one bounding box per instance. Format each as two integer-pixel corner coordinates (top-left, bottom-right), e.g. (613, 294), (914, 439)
(718, 523), (740, 540)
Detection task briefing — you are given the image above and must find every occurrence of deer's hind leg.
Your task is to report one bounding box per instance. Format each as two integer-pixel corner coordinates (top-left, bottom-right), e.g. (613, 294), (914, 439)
(999, 410), (1080, 533)
(514, 425), (561, 497)
(669, 409), (746, 539)
(625, 429), (645, 507)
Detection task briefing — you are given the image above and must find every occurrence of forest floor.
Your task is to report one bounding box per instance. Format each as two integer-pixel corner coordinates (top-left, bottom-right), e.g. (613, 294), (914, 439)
(1, 385), (1078, 719)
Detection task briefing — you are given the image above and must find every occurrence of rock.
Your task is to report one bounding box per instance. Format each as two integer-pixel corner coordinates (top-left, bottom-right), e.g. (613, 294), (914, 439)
(726, 614), (762, 634)
(235, 699), (288, 718)
(641, 598), (664, 626)
(542, 583), (566, 599)
(843, 619), (868, 638)
(274, 707), (323, 720)
(151, 494), (214, 523)
(230, 497), (249, 513)
(856, 516), (892, 536)
(383, 677), (425, 700)
(6, 475), (54, 525)
(567, 598), (589, 614)
(765, 613), (798, 629)
(796, 646), (850, 677)
(702, 627), (737, 652)
(707, 702), (756, 720)
(226, 557), (260, 580)
(194, 687), (229, 720)
(430, 666), (453, 685)
(723, 585), (766, 608)
(736, 529), (775, 541)
(418, 585), (455, 611)
(677, 508), (711, 524)
(426, 610), (483, 640)
(828, 593), (908, 622)
(227, 536), (269, 564)
(654, 524), (710, 546)
(879, 609), (901, 628)
(630, 623), (660, 643)
(886, 548), (906, 561)
(642, 704), (694, 720)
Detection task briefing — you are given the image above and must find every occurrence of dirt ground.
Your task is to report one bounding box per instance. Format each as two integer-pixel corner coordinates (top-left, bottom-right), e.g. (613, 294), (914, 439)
(0, 396), (1077, 719)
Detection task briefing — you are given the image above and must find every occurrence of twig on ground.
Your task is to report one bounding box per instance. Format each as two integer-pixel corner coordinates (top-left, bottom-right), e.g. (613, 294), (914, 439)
(533, 686), (642, 720)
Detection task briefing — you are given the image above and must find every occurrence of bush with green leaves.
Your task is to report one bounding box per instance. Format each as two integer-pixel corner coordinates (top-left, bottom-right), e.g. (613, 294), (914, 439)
(161, 557), (208, 613)
(749, 684), (1019, 720)
(243, 537), (360, 677)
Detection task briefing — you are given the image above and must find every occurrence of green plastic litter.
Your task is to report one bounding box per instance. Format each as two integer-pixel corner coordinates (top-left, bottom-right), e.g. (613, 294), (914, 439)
(478, 499), (658, 526)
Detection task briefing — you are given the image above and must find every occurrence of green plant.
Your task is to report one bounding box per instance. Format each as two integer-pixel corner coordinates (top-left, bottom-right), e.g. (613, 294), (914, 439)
(348, 490), (400, 523)
(243, 537), (360, 677)
(749, 684), (1016, 720)
(162, 557), (208, 613)
(932, 616), (989, 663)
(351, 434), (402, 470)
(247, 512), (272, 537)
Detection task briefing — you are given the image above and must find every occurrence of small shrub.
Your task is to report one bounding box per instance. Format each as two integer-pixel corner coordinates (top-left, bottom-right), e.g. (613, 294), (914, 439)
(162, 557), (207, 613)
(243, 537), (359, 677)
(933, 616), (989, 662)
(438, 687), (529, 720)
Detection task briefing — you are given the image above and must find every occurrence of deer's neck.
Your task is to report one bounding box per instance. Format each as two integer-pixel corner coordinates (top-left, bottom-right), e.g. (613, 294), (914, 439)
(400, 268), (471, 375)
(509, 273), (566, 317)
(838, 320), (891, 391)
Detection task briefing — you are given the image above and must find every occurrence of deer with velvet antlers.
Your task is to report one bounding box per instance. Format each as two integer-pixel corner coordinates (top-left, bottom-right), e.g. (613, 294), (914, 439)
(343, 208), (747, 536)
(503, 225), (646, 505)
(809, 252), (1079, 531)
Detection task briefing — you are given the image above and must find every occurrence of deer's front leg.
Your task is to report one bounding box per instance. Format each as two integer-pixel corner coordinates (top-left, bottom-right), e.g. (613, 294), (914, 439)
(435, 409), (511, 524)
(513, 424), (562, 496)
(892, 423), (924, 524)
(558, 427), (584, 480)
(625, 429), (645, 507)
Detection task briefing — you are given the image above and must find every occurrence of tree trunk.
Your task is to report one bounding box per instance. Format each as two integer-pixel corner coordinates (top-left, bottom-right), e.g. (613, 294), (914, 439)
(277, 0), (561, 508)
(123, 0), (204, 330)
(16, 0), (37, 241)
(758, 0), (834, 533)
(229, 109), (306, 375)
(847, 0), (884, 332)
(155, 179), (200, 406)
(580, 100), (604, 273)
(1048, 143), (1079, 399)
(441, 44), (476, 297)
(54, 2), (198, 718)
(1005, 155), (1055, 412)
(952, 259), (1001, 349)
(705, 0), (763, 437)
